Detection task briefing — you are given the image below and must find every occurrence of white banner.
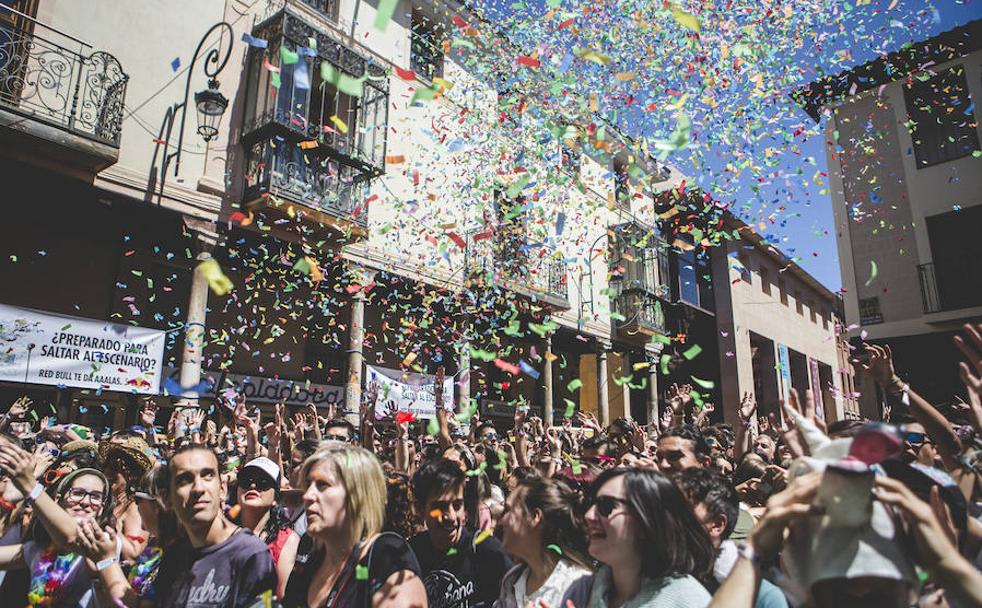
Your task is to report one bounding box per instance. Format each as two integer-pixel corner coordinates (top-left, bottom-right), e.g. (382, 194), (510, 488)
(366, 365), (453, 419)
(0, 304), (165, 394)
(161, 366), (345, 410)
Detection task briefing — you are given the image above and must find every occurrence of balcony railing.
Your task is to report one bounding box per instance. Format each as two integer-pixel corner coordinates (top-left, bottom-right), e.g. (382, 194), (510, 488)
(467, 232), (569, 308)
(612, 290), (668, 336)
(918, 261), (982, 314)
(244, 136), (369, 227)
(0, 6), (127, 147)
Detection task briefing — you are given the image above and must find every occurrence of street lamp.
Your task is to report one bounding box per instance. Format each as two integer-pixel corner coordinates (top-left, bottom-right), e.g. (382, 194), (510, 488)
(145, 21), (234, 205)
(194, 80), (229, 141)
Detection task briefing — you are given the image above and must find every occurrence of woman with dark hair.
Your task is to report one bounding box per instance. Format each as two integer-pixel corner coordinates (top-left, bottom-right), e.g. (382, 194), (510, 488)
(0, 442), (118, 607)
(563, 468), (714, 607)
(234, 456), (299, 599)
(75, 464), (184, 606)
(496, 476), (591, 608)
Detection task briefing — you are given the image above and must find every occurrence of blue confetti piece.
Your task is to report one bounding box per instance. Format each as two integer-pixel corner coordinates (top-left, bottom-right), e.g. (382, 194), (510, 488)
(519, 359), (540, 380)
(558, 51), (573, 74)
(171, 57), (181, 72)
(241, 33), (268, 49)
(556, 212), (566, 235)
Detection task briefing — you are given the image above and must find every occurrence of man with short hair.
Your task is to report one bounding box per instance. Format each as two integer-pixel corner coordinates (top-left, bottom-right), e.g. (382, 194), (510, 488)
(153, 445), (276, 607)
(673, 467), (787, 607)
(322, 418), (356, 443)
(409, 458), (511, 608)
(656, 424), (711, 472)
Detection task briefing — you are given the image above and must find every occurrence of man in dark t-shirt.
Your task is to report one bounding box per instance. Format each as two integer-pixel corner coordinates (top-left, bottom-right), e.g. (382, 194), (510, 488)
(409, 459), (511, 608)
(154, 445), (276, 607)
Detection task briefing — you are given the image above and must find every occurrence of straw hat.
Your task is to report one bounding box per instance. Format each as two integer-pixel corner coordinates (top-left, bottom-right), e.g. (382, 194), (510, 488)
(98, 436), (154, 475)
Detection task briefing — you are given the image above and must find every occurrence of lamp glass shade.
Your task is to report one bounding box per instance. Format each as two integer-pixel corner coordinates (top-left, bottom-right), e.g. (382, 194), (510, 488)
(194, 87), (228, 142)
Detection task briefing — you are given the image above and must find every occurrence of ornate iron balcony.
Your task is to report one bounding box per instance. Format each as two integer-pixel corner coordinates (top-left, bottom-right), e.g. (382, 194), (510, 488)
(0, 9), (127, 148)
(244, 135), (369, 228)
(466, 232), (570, 309)
(613, 290), (668, 336)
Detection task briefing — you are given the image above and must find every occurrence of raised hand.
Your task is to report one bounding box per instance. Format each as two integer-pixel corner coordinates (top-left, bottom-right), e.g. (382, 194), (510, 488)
(0, 443), (43, 492)
(955, 322), (982, 402)
(738, 392), (757, 422)
(856, 343), (896, 386)
(139, 400), (158, 427)
(7, 396), (31, 419)
(74, 519), (118, 563)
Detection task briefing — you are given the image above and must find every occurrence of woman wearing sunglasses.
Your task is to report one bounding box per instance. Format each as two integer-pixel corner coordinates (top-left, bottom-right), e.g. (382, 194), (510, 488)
(0, 442), (118, 607)
(234, 456), (299, 599)
(563, 468), (715, 607)
(496, 476), (591, 608)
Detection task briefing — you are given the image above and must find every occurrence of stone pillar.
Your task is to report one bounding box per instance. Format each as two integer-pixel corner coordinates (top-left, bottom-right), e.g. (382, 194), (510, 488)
(457, 339), (470, 413)
(345, 267), (375, 424)
(645, 344), (663, 427)
(597, 339), (610, 427)
(177, 251), (211, 407)
(543, 333), (554, 428)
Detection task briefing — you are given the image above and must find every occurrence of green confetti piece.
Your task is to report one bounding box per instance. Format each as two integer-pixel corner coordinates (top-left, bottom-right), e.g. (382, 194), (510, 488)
(691, 376), (715, 390)
(469, 348), (497, 362)
(270, 71), (281, 89)
(494, 449), (508, 470)
(564, 399), (576, 418)
(280, 46), (299, 65)
(571, 460), (583, 475)
(446, 548), (459, 556)
(465, 461), (488, 477)
(547, 544), (563, 555)
(660, 353), (671, 375)
(427, 415), (440, 436)
(373, 0), (397, 31)
(864, 260), (878, 287)
(355, 564), (369, 580)
(682, 344), (703, 360)
(505, 174), (531, 199)
(411, 83), (441, 104)
(567, 379), (582, 392)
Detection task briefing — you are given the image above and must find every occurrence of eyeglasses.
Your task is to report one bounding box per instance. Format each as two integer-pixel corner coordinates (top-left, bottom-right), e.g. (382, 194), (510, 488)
(239, 474), (275, 492)
(324, 434), (350, 442)
(65, 487), (106, 506)
(592, 495), (630, 518)
(482, 433), (501, 442)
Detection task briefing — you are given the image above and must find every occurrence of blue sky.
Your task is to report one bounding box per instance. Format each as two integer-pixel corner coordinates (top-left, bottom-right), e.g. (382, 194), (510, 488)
(768, 0), (982, 291)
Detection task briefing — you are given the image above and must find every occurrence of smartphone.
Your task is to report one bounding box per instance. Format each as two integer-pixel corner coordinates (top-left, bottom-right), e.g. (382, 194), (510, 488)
(816, 462), (874, 528)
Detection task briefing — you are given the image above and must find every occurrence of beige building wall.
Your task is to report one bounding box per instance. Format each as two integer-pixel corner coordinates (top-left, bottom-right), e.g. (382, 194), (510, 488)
(713, 229), (847, 424)
(823, 48), (982, 340)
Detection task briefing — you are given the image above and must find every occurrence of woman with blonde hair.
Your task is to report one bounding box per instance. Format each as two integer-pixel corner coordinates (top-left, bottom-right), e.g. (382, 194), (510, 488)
(281, 443), (426, 608)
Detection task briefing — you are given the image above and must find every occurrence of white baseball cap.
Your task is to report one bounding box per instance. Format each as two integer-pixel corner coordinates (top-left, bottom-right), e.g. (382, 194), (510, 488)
(241, 456), (281, 484)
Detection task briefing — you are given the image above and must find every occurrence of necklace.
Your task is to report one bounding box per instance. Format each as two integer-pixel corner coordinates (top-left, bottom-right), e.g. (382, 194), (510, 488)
(27, 545), (79, 607)
(128, 545), (164, 598)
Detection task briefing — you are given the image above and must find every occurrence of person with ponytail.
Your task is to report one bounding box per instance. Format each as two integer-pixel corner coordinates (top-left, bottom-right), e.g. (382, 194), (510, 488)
(495, 475), (592, 608)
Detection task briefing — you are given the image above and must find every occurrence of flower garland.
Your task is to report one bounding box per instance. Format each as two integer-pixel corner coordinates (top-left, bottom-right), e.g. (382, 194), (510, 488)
(128, 545), (163, 599)
(27, 546), (79, 607)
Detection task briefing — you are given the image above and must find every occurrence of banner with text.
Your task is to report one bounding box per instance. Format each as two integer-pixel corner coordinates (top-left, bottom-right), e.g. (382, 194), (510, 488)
(161, 367), (344, 410)
(0, 304), (165, 394)
(366, 365), (453, 419)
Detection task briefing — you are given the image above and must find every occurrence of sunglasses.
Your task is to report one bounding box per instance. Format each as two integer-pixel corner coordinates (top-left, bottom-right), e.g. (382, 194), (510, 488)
(43, 468), (68, 485)
(592, 495), (630, 517)
(904, 432), (929, 445)
(324, 434), (350, 442)
(239, 474), (275, 491)
(482, 433), (501, 442)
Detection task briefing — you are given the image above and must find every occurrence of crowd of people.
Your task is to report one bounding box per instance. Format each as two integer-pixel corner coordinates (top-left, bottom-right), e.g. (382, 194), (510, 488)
(0, 324), (981, 607)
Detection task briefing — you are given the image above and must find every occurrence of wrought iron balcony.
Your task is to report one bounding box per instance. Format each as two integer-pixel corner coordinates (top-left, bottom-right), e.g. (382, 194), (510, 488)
(612, 290), (668, 337)
(242, 8), (388, 177)
(918, 261), (982, 314)
(243, 135), (369, 229)
(466, 232), (570, 310)
(410, 19), (443, 82)
(0, 5), (127, 173)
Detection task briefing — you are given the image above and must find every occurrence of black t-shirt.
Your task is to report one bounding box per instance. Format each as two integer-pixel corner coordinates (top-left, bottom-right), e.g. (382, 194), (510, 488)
(409, 528), (512, 608)
(153, 527), (276, 608)
(282, 532), (421, 608)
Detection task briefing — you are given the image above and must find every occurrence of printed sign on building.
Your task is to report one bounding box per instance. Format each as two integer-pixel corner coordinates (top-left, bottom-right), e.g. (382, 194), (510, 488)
(0, 304), (165, 394)
(161, 366), (345, 410)
(366, 365), (454, 419)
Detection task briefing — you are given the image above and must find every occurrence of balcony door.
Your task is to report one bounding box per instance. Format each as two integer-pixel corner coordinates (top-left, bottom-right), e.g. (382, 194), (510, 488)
(927, 205), (982, 311)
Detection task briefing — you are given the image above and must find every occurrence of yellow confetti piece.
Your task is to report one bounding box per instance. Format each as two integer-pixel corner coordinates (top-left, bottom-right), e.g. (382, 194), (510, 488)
(197, 258), (233, 296)
(402, 352), (417, 367)
(672, 7), (701, 33)
(615, 71), (635, 81)
(475, 528), (493, 545)
(329, 115), (348, 134)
